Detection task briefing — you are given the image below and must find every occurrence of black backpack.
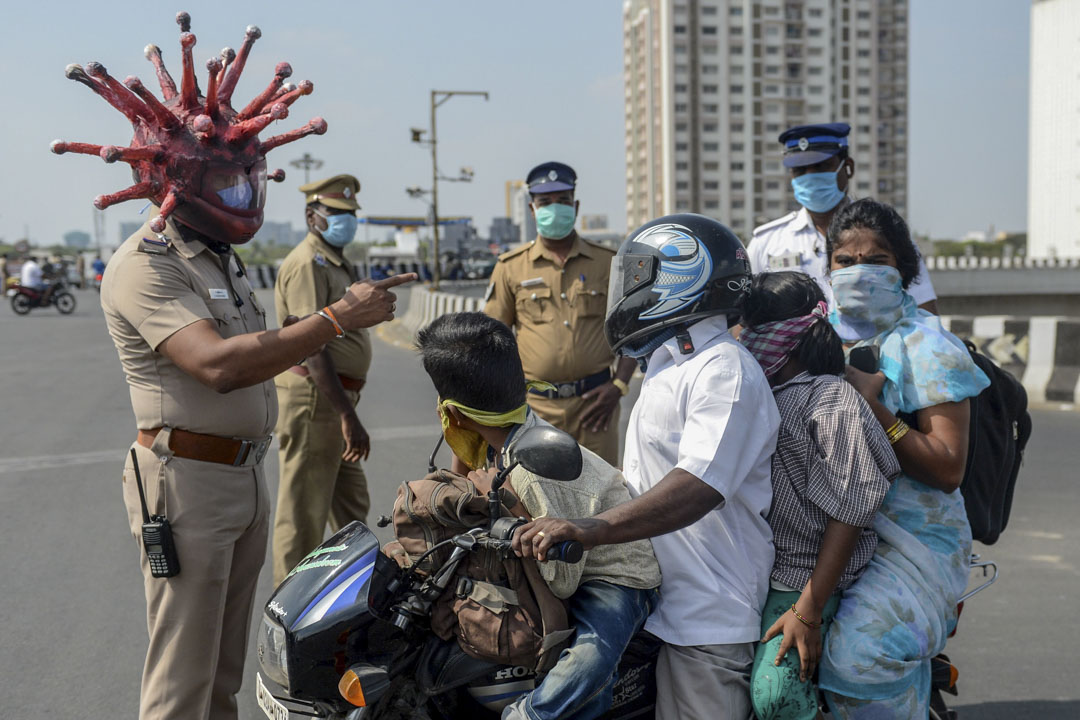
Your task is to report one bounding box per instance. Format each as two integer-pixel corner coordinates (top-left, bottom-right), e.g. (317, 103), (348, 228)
(958, 341), (1033, 545)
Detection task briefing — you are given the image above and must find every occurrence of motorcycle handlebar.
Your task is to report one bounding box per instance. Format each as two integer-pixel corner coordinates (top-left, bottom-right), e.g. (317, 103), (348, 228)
(471, 535), (584, 564)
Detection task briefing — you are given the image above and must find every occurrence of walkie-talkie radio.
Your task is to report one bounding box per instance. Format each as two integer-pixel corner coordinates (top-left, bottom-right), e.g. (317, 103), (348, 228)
(130, 448), (180, 578)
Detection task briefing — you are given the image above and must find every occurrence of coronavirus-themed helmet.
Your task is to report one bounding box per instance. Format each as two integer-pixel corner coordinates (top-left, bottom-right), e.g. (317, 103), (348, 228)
(52, 11), (327, 244)
(604, 214), (751, 356)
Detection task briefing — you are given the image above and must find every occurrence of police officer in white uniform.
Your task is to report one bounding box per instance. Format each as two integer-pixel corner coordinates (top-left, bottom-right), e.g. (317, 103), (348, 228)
(749, 122), (938, 313)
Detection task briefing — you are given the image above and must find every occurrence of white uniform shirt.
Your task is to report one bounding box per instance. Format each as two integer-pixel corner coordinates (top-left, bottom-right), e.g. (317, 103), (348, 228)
(623, 316), (779, 646)
(749, 206), (937, 306)
(20, 260), (43, 289)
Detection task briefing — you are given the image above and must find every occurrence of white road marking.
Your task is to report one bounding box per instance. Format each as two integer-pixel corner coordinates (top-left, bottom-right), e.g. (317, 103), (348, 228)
(0, 423), (436, 475)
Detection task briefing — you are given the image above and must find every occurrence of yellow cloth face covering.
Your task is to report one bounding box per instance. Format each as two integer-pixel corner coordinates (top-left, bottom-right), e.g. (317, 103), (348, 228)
(438, 382), (554, 470)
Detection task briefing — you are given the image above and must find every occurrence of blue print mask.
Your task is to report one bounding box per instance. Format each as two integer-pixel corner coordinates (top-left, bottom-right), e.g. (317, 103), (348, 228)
(791, 166), (846, 213)
(828, 264), (907, 341)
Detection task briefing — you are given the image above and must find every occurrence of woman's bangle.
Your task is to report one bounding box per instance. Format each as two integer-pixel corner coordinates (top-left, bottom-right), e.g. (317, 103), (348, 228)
(317, 306), (345, 338)
(885, 418), (904, 437)
(888, 421), (910, 445)
(790, 604), (821, 629)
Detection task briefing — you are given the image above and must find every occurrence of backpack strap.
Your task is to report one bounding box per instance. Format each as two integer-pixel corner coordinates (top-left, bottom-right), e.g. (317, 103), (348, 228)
(519, 555), (575, 673)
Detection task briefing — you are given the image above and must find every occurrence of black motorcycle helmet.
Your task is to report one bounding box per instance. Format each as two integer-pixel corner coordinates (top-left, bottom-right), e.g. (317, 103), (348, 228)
(605, 213), (750, 357)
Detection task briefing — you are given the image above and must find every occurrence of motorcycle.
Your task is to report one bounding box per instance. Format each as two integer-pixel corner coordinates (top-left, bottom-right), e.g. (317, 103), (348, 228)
(255, 425), (661, 720)
(9, 277), (76, 315)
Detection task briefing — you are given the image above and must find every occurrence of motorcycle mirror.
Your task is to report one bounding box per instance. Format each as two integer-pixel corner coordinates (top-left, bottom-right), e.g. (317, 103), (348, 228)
(506, 426), (583, 481)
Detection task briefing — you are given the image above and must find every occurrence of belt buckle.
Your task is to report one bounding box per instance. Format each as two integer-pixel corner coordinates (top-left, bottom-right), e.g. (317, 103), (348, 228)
(234, 436), (272, 466)
(557, 383), (575, 399)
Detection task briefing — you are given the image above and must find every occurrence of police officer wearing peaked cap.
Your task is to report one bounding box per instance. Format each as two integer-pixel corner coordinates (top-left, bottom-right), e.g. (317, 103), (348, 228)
(482, 162), (638, 467)
(271, 173), (376, 585)
(748, 122), (939, 312)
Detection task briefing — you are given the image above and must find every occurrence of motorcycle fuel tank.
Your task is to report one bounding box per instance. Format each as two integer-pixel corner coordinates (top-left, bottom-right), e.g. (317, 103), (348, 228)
(259, 521), (403, 709)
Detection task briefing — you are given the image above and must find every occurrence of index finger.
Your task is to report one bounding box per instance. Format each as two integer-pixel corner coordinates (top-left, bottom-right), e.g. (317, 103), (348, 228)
(372, 273), (418, 289)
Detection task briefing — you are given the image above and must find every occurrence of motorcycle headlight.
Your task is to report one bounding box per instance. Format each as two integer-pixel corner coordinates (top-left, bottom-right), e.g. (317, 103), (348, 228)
(257, 613), (290, 689)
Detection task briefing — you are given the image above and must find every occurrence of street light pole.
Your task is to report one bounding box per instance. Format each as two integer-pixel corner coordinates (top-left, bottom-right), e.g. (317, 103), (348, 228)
(428, 89), (488, 289)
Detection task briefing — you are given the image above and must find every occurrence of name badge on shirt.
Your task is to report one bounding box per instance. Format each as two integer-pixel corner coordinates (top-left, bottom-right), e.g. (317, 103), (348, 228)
(520, 277), (545, 288)
(768, 251), (804, 270)
(208, 288), (230, 300)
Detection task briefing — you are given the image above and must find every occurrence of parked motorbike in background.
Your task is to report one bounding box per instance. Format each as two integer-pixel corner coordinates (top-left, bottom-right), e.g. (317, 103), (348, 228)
(255, 426), (662, 720)
(8, 277), (76, 315)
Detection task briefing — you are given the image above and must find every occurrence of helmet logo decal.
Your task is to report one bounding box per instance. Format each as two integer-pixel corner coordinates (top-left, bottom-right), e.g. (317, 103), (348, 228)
(635, 223), (714, 320)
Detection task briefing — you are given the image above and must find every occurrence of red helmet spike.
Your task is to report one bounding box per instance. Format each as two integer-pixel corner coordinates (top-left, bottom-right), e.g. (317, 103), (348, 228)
(227, 102), (288, 144)
(57, 12), (325, 245)
(84, 62), (155, 125)
(51, 140), (106, 157)
(259, 117), (328, 154)
(178, 32), (199, 111)
(66, 64), (144, 125)
(237, 62), (292, 121)
(99, 144), (165, 164)
(218, 26), (261, 105)
(94, 181), (157, 210)
(205, 57), (223, 118)
(262, 80), (312, 114)
(150, 189), (181, 232)
(124, 76), (183, 132)
(269, 169), (286, 183)
(143, 45), (178, 100)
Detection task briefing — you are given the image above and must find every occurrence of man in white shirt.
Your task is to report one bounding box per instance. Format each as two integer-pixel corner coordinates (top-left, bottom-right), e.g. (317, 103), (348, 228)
(515, 215), (779, 719)
(749, 122), (938, 313)
(20, 256), (44, 290)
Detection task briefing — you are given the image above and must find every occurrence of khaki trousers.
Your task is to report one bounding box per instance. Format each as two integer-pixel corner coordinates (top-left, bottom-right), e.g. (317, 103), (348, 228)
(526, 393), (621, 466)
(121, 429), (270, 720)
(272, 372), (370, 585)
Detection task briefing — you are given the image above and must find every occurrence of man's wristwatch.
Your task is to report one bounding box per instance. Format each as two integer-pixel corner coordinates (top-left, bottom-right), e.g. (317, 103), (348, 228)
(611, 378), (630, 396)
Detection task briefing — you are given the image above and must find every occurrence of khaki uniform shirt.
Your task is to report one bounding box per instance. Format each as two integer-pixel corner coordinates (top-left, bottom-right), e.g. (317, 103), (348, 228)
(484, 236), (615, 384)
(100, 219), (276, 439)
(507, 413), (662, 599)
(274, 233), (372, 380)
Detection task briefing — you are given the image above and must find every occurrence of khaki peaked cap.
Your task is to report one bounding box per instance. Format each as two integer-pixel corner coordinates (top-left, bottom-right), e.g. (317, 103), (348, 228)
(300, 174), (361, 210)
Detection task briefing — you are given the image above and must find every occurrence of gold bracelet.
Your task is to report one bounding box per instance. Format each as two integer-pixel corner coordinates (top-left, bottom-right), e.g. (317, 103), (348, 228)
(886, 418), (909, 442)
(884, 418), (904, 437)
(790, 604), (821, 629)
(889, 422), (910, 445)
(612, 378), (630, 396)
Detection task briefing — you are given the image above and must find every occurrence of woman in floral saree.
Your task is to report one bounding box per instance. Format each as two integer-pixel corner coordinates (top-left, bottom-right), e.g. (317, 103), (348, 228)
(817, 199), (989, 719)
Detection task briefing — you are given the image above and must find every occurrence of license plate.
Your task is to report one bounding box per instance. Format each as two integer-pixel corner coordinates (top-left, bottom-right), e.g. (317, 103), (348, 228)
(256, 672), (290, 720)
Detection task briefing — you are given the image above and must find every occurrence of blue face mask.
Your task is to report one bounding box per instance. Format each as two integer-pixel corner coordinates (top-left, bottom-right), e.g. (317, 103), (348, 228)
(216, 182), (253, 210)
(534, 203), (576, 240)
(791, 165), (846, 213)
(315, 211), (358, 247)
(828, 264), (908, 341)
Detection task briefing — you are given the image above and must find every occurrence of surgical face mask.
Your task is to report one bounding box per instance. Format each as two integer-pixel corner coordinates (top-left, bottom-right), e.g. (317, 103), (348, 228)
(314, 210), (358, 247)
(828, 264), (907, 341)
(791, 165), (846, 213)
(533, 203), (576, 240)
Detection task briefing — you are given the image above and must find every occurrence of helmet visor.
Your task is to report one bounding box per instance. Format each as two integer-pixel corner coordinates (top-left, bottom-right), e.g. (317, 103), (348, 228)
(606, 253), (656, 318)
(205, 160), (267, 211)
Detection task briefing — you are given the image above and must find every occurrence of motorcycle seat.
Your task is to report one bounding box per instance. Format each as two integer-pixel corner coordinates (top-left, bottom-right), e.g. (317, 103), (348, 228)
(415, 636), (503, 696)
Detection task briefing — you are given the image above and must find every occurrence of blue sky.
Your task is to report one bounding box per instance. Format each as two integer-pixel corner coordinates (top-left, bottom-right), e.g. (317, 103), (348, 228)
(0, 0), (1029, 247)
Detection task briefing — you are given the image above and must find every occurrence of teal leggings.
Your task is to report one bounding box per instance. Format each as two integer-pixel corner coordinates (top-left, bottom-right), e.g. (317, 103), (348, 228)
(751, 589), (840, 720)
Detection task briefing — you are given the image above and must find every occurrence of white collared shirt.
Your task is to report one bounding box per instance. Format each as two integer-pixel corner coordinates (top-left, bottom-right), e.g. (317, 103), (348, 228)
(622, 315), (779, 646)
(749, 206), (937, 306)
(20, 260), (43, 288)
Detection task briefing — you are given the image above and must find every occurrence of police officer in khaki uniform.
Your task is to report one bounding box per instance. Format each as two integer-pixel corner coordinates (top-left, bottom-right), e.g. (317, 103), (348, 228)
(101, 208), (412, 720)
(484, 162), (636, 466)
(272, 174), (373, 584)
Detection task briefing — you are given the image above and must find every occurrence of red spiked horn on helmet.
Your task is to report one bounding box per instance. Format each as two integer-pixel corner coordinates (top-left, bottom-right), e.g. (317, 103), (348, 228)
(52, 11), (328, 244)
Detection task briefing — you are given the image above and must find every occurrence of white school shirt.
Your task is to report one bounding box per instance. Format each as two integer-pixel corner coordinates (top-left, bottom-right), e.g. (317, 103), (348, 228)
(623, 315), (779, 646)
(749, 206), (937, 306)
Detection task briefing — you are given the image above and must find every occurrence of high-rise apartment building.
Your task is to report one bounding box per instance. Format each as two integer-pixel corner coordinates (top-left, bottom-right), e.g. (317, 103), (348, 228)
(623, 0), (908, 241)
(1028, 0), (1080, 259)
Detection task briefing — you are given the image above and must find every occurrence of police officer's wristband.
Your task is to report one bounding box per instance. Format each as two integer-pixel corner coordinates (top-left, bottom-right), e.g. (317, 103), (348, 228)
(612, 378), (630, 396)
(317, 307), (345, 338)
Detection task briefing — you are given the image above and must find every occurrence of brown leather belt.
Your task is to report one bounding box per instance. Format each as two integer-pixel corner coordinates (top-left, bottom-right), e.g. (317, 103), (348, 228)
(289, 365), (366, 392)
(136, 427), (272, 467)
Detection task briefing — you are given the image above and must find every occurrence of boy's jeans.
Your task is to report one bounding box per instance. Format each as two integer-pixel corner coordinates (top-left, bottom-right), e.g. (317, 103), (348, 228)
(502, 580), (659, 720)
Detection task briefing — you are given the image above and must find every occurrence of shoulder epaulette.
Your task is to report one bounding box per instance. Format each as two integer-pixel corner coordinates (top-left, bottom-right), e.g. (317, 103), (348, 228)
(497, 241), (533, 262)
(139, 234), (170, 256)
(752, 211), (798, 237)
